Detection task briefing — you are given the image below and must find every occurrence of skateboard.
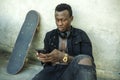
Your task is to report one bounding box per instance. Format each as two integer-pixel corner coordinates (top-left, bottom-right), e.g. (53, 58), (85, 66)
(7, 10), (40, 74)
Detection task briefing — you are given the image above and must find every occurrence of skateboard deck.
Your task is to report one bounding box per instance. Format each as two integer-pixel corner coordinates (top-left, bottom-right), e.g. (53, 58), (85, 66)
(7, 10), (40, 74)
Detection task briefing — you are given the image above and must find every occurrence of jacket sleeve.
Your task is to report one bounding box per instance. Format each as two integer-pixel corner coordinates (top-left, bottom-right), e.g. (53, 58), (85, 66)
(81, 31), (93, 58)
(44, 32), (51, 53)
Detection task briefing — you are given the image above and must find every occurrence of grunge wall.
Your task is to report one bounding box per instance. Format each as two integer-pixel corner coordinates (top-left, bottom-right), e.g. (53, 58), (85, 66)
(0, 0), (120, 79)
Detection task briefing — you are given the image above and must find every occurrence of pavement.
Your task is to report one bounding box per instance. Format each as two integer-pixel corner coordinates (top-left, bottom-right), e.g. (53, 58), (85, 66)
(0, 50), (117, 80)
(0, 51), (43, 80)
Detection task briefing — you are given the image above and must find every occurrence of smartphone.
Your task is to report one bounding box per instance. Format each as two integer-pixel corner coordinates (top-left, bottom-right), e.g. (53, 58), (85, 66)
(35, 49), (46, 53)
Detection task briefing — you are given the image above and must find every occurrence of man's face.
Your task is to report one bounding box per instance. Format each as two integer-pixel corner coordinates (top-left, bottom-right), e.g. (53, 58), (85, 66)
(55, 10), (73, 32)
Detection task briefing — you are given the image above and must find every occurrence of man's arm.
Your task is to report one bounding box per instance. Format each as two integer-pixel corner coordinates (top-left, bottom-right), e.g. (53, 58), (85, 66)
(36, 49), (73, 64)
(81, 31), (93, 58)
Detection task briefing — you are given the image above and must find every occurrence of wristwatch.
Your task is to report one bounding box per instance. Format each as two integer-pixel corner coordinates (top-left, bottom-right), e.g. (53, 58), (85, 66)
(63, 54), (68, 63)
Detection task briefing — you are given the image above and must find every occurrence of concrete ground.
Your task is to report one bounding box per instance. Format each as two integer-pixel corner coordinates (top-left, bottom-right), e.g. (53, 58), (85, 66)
(0, 51), (108, 80)
(0, 51), (43, 80)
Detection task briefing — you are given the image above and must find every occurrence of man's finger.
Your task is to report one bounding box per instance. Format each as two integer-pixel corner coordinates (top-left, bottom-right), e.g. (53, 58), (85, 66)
(36, 52), (39, 55)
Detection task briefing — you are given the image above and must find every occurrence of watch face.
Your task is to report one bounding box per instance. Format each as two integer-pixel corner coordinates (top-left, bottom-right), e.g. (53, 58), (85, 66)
(63, 54), (68, 63)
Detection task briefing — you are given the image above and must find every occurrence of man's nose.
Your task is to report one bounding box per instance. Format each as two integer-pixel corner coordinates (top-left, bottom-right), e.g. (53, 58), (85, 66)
(58, 21), (63, 26)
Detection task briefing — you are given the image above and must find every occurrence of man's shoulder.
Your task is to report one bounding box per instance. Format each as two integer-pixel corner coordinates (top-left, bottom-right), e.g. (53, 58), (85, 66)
(72, 27), (86, 34)
(72, 27), (91, 42)
(46, 29), (57, 36)
(47, 29), (57, 33)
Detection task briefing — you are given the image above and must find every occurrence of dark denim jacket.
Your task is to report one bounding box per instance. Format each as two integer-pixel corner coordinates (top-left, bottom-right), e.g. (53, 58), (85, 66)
(44, 27), (93, 58)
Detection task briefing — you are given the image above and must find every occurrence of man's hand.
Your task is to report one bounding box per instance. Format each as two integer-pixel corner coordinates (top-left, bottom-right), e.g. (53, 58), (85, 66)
(36, 49), (65, 63)
(45, 49), (64, 63)
(36, 52), (48, 63)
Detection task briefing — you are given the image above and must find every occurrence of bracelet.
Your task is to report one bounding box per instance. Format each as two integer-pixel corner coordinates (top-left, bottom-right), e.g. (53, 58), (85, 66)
(63, 54), (68, 63)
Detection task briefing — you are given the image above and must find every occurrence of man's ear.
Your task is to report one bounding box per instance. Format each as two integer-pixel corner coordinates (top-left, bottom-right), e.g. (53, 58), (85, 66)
(70, 16), (73, 21)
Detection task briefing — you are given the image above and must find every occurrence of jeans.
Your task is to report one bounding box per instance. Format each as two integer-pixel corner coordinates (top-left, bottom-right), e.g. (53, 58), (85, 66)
(32, 55), (97, 80)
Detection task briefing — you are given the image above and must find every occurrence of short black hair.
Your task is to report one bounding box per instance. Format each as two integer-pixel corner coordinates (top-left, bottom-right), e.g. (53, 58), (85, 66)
(55, 3), (72, 17)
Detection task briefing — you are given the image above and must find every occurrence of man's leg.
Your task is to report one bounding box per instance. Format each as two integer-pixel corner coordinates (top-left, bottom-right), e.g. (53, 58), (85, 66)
(32, 65), (67, 80)
(32, 66), (58, 80)
(60, 55), (97, 80)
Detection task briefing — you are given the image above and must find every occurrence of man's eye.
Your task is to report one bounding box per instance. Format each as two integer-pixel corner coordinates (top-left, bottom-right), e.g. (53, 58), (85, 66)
(62, 19), (67, 21)
(56, 20), (59, 22)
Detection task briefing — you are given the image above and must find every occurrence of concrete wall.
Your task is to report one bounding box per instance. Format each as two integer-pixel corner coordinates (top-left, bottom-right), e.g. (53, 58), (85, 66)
(0, 0), (120, 79)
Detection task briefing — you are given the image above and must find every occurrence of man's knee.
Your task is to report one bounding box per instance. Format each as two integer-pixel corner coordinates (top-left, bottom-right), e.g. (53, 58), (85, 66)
(74, 55), (93, 66)
(78, 57), (92, 66)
